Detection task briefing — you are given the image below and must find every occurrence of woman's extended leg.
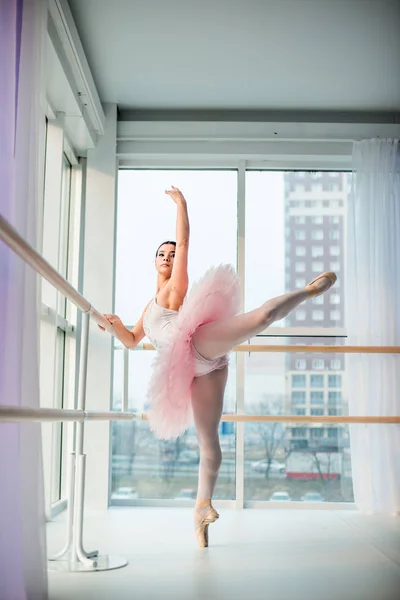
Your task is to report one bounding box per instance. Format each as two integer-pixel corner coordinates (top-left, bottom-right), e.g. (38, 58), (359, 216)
(192, 273), (336, 360)
(191, 366), (228, 547)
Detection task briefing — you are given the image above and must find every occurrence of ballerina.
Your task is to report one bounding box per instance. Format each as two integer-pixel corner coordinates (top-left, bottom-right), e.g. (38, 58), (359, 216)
(100, 186), (336, 547)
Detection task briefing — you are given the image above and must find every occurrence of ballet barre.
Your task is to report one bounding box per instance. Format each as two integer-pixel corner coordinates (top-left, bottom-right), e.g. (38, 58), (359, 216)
(0, 214), (114, 332)
(136, 343), (400, 354)
(1, 405), (399, 424)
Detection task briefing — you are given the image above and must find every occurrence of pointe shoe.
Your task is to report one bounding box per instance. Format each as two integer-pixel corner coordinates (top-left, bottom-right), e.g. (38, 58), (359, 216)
(306, 272), (337, 298)
(195, 507), (219, 548)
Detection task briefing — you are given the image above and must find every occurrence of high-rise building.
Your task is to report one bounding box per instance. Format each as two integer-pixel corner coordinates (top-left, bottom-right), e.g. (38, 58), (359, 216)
(284, 171), (349, 450)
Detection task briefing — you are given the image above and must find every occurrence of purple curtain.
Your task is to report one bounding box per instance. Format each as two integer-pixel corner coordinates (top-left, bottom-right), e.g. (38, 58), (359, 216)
(0, 0), (48, 598)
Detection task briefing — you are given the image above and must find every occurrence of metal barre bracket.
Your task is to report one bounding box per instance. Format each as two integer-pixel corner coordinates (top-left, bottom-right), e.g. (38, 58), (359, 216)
(48, 312), (128, 573)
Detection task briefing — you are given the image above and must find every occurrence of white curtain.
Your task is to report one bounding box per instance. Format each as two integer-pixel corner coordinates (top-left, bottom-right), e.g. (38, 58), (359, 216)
(347, 138), (400, 514)
(0, 0), (48, 598)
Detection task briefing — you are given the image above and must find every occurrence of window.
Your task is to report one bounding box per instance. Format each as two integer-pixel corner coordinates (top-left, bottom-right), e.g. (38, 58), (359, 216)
(311, 183), (323, 192)
(312, 310), (324, 321)
(312, 261), (324, 272)
(292, 427), (307, 437)
(330, 359), (341, 370)
(329, 230), (340, 240)
(114, 169), (353, 505)
(116, 169), (238, 501)
(324, 182), (341, 192)
(330, 294), (340, 304)
(292, 375), (306, 388)
(311, 428), (324, 438)
(312, 359), (324, 370)
(294, 408), (306, 415)
(311, 409), (324, 416)
(311, 246), (323, 257)
(330, 246), (340, 256)
(310, 375), (324, 387)
(295, 183), (305, 192)
(328, 408), (342, 416)
(328, 428), (339, 438)
(292, 392), (306, 404)
(330, 310), (341, 321)
(328, 392), (342, 404)
(310, 391), (324, 404)
(329, 216), (340, 224)
(330, 262), (340, 271)
(40, 143), (77, 509)
(295, 262), (306, 272)
(311, 230), (323, 240)
(328, 375), (342, 388)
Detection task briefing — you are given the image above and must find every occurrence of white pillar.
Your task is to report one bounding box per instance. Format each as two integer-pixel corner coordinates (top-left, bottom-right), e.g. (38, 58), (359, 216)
(82, 103), (117, 510)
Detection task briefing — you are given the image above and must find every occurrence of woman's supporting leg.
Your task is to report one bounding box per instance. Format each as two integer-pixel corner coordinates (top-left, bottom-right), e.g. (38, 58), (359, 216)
(192, 366), (228, 500)
(192, 275), (334, 360)
(191, 366), (228, 546)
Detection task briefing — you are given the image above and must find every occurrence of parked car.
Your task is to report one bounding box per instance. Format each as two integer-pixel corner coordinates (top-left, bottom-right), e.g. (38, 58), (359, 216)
(112, 486), (139, 500)
(251, 459), (286, 474)
(175, 488), (196, 499)
(269, 491), (291, 501)
(301, 492), (325, 502)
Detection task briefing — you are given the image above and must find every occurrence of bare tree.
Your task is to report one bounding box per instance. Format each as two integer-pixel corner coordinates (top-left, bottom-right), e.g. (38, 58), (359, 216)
(310, 450), (335, 487)
(159, 432), (188, 481)
(253, 395), (291, 479)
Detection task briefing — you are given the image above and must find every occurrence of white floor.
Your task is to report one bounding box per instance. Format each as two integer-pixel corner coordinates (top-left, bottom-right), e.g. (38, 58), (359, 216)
(47, 508), (400, 600)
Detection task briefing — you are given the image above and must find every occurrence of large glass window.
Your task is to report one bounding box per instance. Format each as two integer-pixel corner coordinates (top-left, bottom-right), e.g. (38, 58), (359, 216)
(310, 375), (324, 387)
(112, 170), (237, 501)
(242, 171), (350, 503)
(112, 170), (352, 505)
(40, 141), (78, 510)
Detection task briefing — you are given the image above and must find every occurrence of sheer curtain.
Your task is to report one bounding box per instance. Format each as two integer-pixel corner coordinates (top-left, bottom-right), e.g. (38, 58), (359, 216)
(0, 0), (48, 598)
(346, 138), (400, 514)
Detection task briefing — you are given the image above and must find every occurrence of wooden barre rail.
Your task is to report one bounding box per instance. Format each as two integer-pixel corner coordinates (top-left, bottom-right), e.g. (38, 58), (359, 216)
(137, 344), (400, 354)
(0, 406), (398, 424)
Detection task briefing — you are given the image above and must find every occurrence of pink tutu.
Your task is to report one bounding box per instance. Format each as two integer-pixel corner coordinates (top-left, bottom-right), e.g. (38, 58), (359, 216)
(146, 264), (241, 440)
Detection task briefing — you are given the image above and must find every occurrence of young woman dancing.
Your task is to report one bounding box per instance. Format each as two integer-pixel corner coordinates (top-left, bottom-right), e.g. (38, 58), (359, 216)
(101, 186), (336, 548)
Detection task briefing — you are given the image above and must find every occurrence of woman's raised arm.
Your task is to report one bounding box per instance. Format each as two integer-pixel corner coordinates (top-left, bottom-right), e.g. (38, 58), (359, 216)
(165, 186), (189, 296)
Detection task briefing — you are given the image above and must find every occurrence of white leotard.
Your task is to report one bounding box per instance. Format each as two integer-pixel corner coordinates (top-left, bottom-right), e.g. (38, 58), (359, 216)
(143, 298), (228, 377)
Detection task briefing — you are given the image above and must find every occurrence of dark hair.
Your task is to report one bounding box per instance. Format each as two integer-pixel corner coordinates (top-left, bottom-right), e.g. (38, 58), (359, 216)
(155, 240), (176, 258)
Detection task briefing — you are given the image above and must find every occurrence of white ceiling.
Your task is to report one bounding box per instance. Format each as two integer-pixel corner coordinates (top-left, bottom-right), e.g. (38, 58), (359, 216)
(68, 0), (400, 113)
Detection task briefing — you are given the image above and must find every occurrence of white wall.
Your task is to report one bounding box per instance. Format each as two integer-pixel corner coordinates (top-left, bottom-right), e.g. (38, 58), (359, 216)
(82, 103), (117, 510)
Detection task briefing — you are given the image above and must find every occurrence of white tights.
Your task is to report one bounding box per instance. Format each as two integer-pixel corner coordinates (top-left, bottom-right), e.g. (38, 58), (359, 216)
(191, 287), (310, 503)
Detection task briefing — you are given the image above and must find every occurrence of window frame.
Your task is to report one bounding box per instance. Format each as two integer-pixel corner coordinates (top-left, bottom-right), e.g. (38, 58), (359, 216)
(111, 163), (350, 508)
